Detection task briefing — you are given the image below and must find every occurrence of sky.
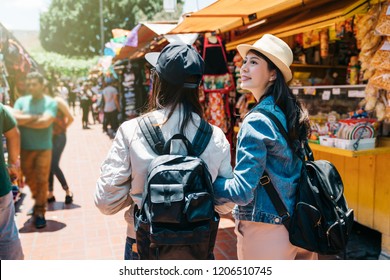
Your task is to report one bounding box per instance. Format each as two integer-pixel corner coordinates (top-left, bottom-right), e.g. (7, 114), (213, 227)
(0, 0), (51, 30)
(0, 0), (217, 31)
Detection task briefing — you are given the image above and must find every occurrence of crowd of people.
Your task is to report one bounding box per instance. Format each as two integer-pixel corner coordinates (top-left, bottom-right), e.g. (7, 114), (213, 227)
(2, 34), (316, 260)
(0, 71), (122, 259)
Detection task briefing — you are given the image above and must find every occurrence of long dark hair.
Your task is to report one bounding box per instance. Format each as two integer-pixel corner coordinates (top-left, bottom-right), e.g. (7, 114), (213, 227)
(147, 71), (203, 135)
(250, 50), (310, 148)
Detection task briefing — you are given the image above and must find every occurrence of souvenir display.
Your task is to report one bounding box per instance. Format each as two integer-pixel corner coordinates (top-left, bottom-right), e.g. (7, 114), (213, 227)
(354, 1), (390, 125)
(202, 35), (234, 139)
(375, 1), (390, 36)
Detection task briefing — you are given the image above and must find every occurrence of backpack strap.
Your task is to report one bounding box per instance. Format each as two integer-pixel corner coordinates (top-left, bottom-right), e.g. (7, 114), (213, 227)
(256, 108), (314, 161)
(138, 115), (165, 155)
(192, 119), (213, 156)
(259, 172), (291, 229)
(139, 114), (212, 157)
(254, 109), (293, 229)
(256, 109), (291, 148)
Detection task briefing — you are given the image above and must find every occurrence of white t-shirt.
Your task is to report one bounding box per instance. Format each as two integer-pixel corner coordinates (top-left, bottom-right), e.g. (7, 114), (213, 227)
(102, 85), (118, 112)
(57, 86), (69, 101)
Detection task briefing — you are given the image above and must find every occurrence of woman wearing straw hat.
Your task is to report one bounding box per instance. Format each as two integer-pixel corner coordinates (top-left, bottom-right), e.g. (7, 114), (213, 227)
(213, 34), (316, 260)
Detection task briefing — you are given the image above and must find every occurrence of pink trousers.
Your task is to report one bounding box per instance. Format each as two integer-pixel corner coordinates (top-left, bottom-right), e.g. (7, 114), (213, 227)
(235, 220), (318, 260)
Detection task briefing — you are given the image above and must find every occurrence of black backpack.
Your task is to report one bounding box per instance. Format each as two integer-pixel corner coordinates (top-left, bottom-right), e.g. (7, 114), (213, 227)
(256, 109), (354, 256)
(134, 115), (220, 260)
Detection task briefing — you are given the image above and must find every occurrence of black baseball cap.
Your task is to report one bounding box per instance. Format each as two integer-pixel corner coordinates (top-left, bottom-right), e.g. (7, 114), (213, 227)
(145, 43), (204, 89)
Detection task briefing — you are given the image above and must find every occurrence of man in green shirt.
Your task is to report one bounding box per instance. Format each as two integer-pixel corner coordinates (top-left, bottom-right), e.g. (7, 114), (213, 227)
(0, 103), (24, 259)
(13, 72), (57, 229)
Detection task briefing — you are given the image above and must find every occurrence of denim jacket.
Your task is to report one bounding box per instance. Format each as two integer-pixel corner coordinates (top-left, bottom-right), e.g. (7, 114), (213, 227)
(214, 95), (301, 225)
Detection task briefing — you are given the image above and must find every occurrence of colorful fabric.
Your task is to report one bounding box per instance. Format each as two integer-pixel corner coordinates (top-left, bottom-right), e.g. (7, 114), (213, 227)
(205, 91), (228, 133)
(125, 24), (142, 47)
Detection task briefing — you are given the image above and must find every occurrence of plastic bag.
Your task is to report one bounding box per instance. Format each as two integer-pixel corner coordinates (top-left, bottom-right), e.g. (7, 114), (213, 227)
(369, 70), (390, 91)
(375, 2), (390, 36)
(371, 38), (390, 70)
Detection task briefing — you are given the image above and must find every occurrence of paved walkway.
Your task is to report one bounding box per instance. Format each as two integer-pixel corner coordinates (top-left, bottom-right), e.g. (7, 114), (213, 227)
(14, 109), (238, 260)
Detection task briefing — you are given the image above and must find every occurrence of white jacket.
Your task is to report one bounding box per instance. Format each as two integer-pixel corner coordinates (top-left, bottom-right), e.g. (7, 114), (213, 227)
(94, 107), (233, 239)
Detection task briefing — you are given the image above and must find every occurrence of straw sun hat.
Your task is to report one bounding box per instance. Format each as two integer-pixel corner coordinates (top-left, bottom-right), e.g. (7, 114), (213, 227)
(237, 34), (293, 82)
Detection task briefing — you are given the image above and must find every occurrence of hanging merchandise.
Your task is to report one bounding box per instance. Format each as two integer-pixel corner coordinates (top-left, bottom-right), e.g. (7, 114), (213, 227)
(122, 65), (137, 119)
(355, 1), (390, 125)
(118, 60), (149, 121)
(0, 55), (10, 104)
(201, 34), (235, 141)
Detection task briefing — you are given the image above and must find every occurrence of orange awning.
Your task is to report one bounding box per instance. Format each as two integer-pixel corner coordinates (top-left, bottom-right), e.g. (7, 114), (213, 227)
(193, 0), (301, 18)
(169, 0), (335, 34)
(111, 29), (130, 38)
(169, 16), (243, 34)
(225, 0), (369, 51)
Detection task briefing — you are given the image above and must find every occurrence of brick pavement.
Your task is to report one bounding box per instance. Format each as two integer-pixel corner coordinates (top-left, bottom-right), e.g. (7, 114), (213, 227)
(14, 110), (238, 260)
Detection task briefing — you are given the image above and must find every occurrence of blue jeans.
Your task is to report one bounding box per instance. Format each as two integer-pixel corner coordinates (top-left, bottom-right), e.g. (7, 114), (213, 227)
(49, 133), (69, 192)
(124, 237), (139, 260)
(0, 191), (24, 260)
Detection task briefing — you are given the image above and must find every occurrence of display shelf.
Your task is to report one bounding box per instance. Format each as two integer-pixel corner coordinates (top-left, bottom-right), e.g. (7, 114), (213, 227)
(291, 63), (348, 69)
(290, 84), (366, 90)
(309, 142), (390, 157)
(290, 84), (366, 99)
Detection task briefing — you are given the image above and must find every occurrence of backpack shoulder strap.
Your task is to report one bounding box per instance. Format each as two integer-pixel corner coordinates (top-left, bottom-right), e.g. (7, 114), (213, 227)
(138, 114), (165, 155)
(255, 108), (291, 147)
(260, 172), (291, 229)
(253, 108), (292, 229)
(192, 119), (213, 156)
(256, 108), (314, 161)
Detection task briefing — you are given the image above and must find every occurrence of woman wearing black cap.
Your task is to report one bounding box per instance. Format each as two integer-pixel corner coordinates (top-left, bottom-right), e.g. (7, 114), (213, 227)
(94, 43), (233, 260)
(213, 34), (315, 260)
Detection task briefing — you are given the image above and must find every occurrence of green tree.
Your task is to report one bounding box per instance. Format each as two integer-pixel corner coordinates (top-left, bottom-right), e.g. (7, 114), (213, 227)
(40, 0), (181, 57)
(31, 50), (99, 78)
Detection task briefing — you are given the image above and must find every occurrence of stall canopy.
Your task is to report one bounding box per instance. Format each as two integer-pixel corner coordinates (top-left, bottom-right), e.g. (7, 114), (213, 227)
(113, 22), (179, 61)
(168, 0), (340, 34)
(113, 23), (170, 61)
(113, 22), (199, 61)
(225, 0), (369, 51)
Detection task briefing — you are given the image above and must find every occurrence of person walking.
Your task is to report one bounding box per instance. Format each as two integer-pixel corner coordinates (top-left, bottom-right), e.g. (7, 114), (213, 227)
(0, 103), (24, 259)
(56, 81), (69, 103)
(68, 82), (77, 115)
(102, 77), (120, 137)
(94, 43), (233, 260)
(13, 72), (57, 229)
(79, 86), (92, 129)
(47, 95), (74, 204)
(213, 34), (316, 260)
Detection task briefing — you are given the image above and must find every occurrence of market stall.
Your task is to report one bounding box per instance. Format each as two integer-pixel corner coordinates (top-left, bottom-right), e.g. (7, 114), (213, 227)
(0, 22), (42, 104)
(169, 0), (390, 258)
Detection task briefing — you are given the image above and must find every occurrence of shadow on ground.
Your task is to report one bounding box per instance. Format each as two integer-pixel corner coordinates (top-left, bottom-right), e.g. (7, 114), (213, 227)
(19, 219), (66, 233)
(319, 222), (381, 260)
(46, 202), (81, 212)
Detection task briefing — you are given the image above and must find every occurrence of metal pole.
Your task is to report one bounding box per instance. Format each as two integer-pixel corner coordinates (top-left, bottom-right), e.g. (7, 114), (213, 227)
(99, 0), (104, 55)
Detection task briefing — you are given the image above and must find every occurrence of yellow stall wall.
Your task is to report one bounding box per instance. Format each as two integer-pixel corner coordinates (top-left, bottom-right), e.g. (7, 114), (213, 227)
(310, 141), (390, 258)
